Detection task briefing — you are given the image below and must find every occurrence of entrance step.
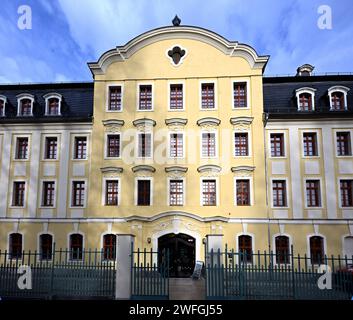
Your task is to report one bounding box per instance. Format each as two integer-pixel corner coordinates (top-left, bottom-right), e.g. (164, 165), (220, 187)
(169, 278), (205, 300)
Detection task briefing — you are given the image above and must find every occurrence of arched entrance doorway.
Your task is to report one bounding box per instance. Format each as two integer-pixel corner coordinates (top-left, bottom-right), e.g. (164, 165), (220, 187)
(158, 233), (195, 277)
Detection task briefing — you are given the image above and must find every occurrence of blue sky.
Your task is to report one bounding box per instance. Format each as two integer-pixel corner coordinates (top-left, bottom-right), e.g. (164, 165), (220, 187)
(0, 0), (353, 83)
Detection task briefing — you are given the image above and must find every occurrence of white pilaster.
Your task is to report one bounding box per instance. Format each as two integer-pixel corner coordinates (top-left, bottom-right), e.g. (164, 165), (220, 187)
(0, 132), (12, 217)
(57, 131), (70, 218)
(28, 131), (40, 217)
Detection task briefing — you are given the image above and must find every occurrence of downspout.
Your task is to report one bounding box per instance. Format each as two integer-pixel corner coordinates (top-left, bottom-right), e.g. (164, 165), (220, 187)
(263, 112), (271, 252)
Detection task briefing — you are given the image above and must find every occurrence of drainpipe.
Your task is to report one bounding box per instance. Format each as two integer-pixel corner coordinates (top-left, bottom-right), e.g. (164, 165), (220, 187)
(263, 112), (271, 252)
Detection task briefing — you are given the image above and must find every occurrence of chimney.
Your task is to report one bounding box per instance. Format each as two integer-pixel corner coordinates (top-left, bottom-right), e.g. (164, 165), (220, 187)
(296, 64), (315, 76)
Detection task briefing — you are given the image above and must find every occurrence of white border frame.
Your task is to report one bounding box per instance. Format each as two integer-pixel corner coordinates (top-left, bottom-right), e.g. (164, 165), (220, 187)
(7, 231), (24, 259)
(37, 231), (55, 261)
(104, 132), (122, 159)
(301, 129), (320, 158)
(200, 130), (218, 159)
(43, 93), (62, 116)
(167, 177), (186, 206)
(9, 180), (27, 209)
(268, 130), (287, 159)
(306, 233), (327, 266)
(199, 80), (217, 110)
(337, 177), (353, 209)
(102, 177), (121, 206)
(39, 179), (57, 208)
(295, 87), (316, 111)
(235, 232), (255, 265)
(13, 134), (31, 161)
(16, 94), (34, 117)
(328, 86), (349, 111)
(69, 179), (88, 209)
(0, 95), (7, 117)
(342, 234), (353, 260)
(165, 44), (188, 67)
(231, 78), (251, 110)
(272, 233), (293, 266)
(233, 129), (252, 158)
(42, 134), (60, 161)
(168, 131), (185, 159)
(136, 82), (154, 112)
(136, 131), (153, 159)
(168, 80), (185, 111)
(71, 133), (89, 161)
(234, 176), (254, 206)
(200, 177), (219, 207)
(270, 178), (290, 209)
(304, 177), (324, 209)
(67, 231), (85, 261)
(334, 129), (353, 158)
(134, 177), (153, 206)
(106, 82), (124, 112)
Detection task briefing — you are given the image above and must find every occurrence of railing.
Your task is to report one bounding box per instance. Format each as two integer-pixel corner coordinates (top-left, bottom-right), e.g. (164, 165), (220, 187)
(205, 245), (353, 300)
(131, 248), (169, 300)
(0, 246), (116, 300)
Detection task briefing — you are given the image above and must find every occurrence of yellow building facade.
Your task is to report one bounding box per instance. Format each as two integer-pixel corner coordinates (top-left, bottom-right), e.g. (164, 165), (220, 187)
(0, 25), (352, 274)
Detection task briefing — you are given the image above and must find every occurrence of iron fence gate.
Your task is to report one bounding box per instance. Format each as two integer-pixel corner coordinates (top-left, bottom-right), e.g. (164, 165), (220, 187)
(0, 247), (116, 300)
(205, 245), (353, 300)
(131, 248), (169, 300)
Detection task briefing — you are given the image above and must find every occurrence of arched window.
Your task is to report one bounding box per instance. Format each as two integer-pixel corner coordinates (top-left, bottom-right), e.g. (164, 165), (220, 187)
(39, 234), (53, 260)
(238, 235), (253, 263)
(275, 236), (290, 264)
(44, 93), (62, 116)
(328, 86), (349, 111)
(69, 233), (83, 260)
(103, 234), (116, 261)
(48, 98), (59, 115)
(19, 99), (32, 116)
(0, 96), (6, 116)
(309, 236), (324, 264)
(343, 236), (353, 262)
(9, 233), (22, 259)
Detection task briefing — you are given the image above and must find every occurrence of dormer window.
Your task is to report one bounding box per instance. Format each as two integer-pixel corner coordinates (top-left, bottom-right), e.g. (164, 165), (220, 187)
(44, 93), (62, 116)
(328, 86), (349, 111)
(17, 94), (34, 116)
(0, 95), (6, 116)
(295, 87), (316, 111)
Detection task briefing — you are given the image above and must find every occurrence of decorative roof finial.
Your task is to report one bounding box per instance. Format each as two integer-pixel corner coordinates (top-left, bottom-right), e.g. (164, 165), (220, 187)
(172, 15), (181, 26)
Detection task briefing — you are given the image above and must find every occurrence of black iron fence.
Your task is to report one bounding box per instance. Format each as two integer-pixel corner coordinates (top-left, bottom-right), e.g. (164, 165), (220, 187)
(0, 246), (116, 300)
(205, 245), (353, 300)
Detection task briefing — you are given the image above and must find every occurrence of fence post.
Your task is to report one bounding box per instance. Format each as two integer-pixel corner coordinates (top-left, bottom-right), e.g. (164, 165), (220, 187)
(115, 234), (135, 300)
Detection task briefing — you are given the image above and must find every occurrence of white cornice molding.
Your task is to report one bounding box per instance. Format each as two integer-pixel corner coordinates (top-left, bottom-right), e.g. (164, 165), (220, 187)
(327, 85), (350, 94)
(132, 118), (156, 127)
(230, 116), (254, 126)
(0, 94), (7, 103)
(295, 87), (317, 95)
(165, 118), (188, 126)
(231, 165), (255, 173)
(100, 166), (123, 174)
(197, 117), (221, 127)
(43, 92), (62, 100)
(88, 26), (269, 75)
(132, 165), (156, 173)
(197, 164), (222, 173)
(16, 93), (35, 100)
(165, 166), (188, 173)
(102, 119), (125, 127)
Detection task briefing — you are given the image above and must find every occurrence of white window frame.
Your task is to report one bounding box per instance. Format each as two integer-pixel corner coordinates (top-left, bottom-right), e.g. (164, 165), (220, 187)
(39, 179), (57, 208)
(167, 177), (185, 206)
(272, 233), (292, 266)
(104, 132), (122, 159)
(200, 130), (218, 159)
(268, 130), (287, 159)
(301, 130), (320, 158)
(270, 178), (290, 209)
(135, 177), (153, 206)
(168, 131), (185, 159)
(13, 134), (31, 161)
(234, 177), (253, 206)
(106, 83), (124, 112)
(200, 177), (219, 206)
(306, 233), (327, 266)
(337, 177), (353, 209)
(69, 179), (88, 209)
(295, 87), (316, 111)
(136, 131), (153, 159)
(328, 86), (349, 111)
(231, 78), (250, 110)
(42, 134), (60, 161)
(71, 133), (89, 161)
(233, 129), (251, 158)
(342, 235), (353, 259)
(43, 93), (62, 116)
(9, 180), (27, 208)
(304, 178), (323, 209)
(102, 177), (121, 206)
(168, 81), (185, 111)
(0, 95), (7, 117)
(16, 93), (34, 116)
(334, 129), (353, 158)
(136, 82), (154, 111)
(199, 80), (217, 110)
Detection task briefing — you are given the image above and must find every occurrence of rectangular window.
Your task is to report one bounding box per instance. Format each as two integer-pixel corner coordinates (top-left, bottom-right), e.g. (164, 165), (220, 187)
(139, 85), (152, 110)
(170, 133), (183, 158)
(42, 181), (55, 207)
(201, 83), (215, 109)
(138, 133), (152, 158)
(137, 180), (151, 206)
(272, 180), (287, 207)
(234, 133), (249, 156)
(233, 82), (247, 108)
(299, 93), (313, 111)
(48, 98), (59, 115)
(306, 180), (321, 207)
(45, 137), (58, 159)
(202, 132), (216, 157)
(340, 180), (353, 207)
(270, 133), (284, 157)
(107, 134), (120, 158)
(12, 182), (25, 207)
(74, 137), (87, 159)
(20, 99), (32, 116)
(15, 137), (29, 159)
(331, 92), (345, 111)
(170, 84), (183, 110)
(105, 180), (119, 206)
(169, 180), (183, 206)
(236, 180), (250, 206)
(202, 179), (217, 206)
(336, 132), (351, 156)
(72, 181), (85, 207)
(108, 86), (122, 111)
(303, 132), (318, 156)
